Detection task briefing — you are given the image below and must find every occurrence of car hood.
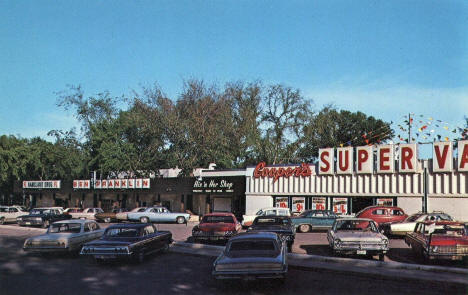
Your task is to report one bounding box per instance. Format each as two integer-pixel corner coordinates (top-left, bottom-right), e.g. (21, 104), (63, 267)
(334, 231), (385, 242)
(198, 223), (236, 231)
(84, 238), (137, 247)
(218, 252), (283, 263)
(27, 233), (75, 242)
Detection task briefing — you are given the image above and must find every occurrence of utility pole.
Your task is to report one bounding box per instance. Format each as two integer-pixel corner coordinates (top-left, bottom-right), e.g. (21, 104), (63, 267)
(408, 113), (412, 143)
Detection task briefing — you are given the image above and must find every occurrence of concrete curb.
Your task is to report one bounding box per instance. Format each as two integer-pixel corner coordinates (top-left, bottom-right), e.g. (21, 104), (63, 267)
(170, 241), (468, 285)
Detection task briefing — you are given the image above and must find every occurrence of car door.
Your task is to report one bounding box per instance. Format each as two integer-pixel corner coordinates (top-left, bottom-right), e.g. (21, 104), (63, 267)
(8, 208), (19, 222)
(323, 211), (337, 227)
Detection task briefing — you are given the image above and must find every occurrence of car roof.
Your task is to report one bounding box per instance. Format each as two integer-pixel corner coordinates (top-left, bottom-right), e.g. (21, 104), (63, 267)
(229, 232), (278, 241)
(420, 221), (464, 226)
(53, 219), (93, 225)
(255, 216), (291, 220)
(204, 212), (235, 217)
(259, 207), (290, 211)
(336, 218), (374, 222)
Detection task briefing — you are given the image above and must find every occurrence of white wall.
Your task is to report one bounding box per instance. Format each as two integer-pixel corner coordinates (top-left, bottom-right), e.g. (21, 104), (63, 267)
(245, 195), (273, 215)
(428, 197), (468, 222)
(397, 197), (422, 216)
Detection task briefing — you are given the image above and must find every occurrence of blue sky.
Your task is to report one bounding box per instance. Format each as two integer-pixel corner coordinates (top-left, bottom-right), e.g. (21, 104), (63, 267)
(1, 0), (467, 151)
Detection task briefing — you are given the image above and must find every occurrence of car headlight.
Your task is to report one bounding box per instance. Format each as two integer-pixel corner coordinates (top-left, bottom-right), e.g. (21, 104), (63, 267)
(35, 217), (42, 221)
(334, 239), (342, 249)
(430, 246), (439, 253)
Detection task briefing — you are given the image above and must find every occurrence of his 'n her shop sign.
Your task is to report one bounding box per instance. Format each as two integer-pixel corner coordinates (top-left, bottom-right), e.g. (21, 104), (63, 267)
(318, 140), (468, 174)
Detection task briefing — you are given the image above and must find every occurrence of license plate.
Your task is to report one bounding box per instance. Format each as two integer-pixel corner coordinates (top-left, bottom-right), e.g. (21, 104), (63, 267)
(25, 222), (31, 225)
(356, 250), (366, 255)
(96, 255), (114, 259)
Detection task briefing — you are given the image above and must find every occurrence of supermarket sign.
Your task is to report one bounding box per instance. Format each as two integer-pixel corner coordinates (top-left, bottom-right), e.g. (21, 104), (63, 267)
(23, 180), (61, 189)
(318, 140), (468, 175)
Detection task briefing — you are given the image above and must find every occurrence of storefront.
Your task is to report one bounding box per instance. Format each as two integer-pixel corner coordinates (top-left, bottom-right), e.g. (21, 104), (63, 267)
(245, 141), (468, 221)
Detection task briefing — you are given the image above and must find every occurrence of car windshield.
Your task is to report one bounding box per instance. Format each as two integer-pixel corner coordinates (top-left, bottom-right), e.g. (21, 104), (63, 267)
(431, 225), (466, 236)
(406, 214), (423, 222)
(335, 220), (378, 232)
(298, 211), (311, 217)
(255, 210), (263, 215)
(0, 208), (8, 213)
(105, 228), (140, 238)
(48, 223), (81, 233)
(253, 217), (290, 226)
(227, 239), (279, 257)
(30, 209), (49, 215)
(438, 214), (453, 221)
(202, 216), (234, 223)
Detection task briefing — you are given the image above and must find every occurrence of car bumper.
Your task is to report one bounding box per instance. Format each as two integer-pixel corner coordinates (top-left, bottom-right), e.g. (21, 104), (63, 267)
(213, 266), (288, 280)
(334, 248), (388, 256)
(23, 246), (69, 253)
(17, 220), (44, 226)
(427, 253), (468, 261)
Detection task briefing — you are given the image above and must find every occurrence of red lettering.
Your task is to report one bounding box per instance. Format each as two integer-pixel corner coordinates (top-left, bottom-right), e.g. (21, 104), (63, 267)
(253, 162), (311, 181)
(460, 144), (468, 169)
(143, 179), (149, 187)
(73, 180), (77, 188)
(358, 149), (369, 171)
(286, 167), (293, 177)
(338, 150), (349, 171)
(122, 179), (127, 187)
(320, 151), (330, 172)
(254, 162), (266, 178)
(401, 147), (413, 170)
(434, 145), (449, 169)
(379, 148), (390, 170)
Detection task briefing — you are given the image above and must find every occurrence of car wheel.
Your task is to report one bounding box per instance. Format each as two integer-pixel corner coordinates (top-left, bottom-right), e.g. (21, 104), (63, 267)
(140, 217), (149, 223)
(378, 254), (385, 261)
(161, 242), (170, 253)
(299, 224), (311, 233)
(176, 216), (185, 224)
(0, 217), (5, 225)
(104, 217), (111, 223)
(42, 220), (49, 228)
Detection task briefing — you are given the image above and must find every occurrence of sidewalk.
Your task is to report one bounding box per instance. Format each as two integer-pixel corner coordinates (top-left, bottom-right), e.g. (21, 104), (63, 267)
(170, 241), (468, 285)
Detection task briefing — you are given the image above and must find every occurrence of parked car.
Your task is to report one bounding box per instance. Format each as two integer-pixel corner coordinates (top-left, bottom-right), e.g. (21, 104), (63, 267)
(23, 219), (104, 253)
(17, 208), (72, 228)
(80, 223), (172, 263)
(68, 208), (104, 220)
(356, 206), (407, 231)
(247, 216), (295, 251)
(127, 206), (190, 224)
(63, 208), (82, 214)
(327, 218), (389, 261)
(390, 212), (453, 236)
(291, 210), (338, 233)
(405, 221), (468, 261)
(0, 206), (29, 225)
(95, 208), (129, 223)
(115, 207), (147, 221)
(212, 232), (288, 281)
(242, 207), (291, 228)
(192, 212), (241, 242)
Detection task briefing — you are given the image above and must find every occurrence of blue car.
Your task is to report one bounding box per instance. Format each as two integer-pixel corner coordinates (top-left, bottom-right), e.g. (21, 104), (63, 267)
(127, 206), (190, 224)
(291, 210), (338, 233)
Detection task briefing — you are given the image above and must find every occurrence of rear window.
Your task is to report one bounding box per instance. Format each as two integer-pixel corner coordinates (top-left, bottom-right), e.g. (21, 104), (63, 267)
(372, 209), (386, 215)
(229, 240), (276, 251)
(202, 216), (234, 223)
(49, 223), (81, 233)
(105, 228), (140, 238)
(392, 210), (404, 216)
(253, 217), (290, 226)
(406, 214), (422, 222)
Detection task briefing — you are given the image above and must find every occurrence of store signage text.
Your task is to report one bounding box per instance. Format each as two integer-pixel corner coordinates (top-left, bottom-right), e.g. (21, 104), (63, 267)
(253, 162), (313, 182)
(23, 180), (61, 189)
(193, 179), (234, 193)
(73, 180), (91, 189)
(319, 140), (468, 175)
(94, 178), (150, 189)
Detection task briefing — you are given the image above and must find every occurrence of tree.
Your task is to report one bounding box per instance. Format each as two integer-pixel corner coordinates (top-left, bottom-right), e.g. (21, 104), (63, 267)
(298, 105), (394, 162)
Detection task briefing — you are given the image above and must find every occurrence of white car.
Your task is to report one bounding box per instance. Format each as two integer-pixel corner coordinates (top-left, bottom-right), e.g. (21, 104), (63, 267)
(0, 206), (29, 224)
(68, 208), (104, 220)
(242, 207), (291, 227)
(389, 212), (453, 236)
(23, 219), (104, 253)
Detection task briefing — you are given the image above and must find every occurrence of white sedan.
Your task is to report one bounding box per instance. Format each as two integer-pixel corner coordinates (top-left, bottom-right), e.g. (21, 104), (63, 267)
(0, 206), (29, 224)
(23, 219), (104, 253)
(389, 212), (453, 236)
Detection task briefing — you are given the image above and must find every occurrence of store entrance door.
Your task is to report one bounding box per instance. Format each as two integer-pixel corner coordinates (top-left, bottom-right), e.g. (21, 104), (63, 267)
(352, 197), (373, 214)
(213, 197), (231, 212)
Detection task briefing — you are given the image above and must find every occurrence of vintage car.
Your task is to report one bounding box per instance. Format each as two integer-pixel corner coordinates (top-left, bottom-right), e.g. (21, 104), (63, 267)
(192, 212), (241, 242)
(115, 207), (147, 221)
(247, 216), (295, 251)
(405, 221), (468, 261)
(0, 205), (29, 224)
(23, 219), (104, 253)
(67, 208), (104, 220)
(291, 210), (338, 233)
(127, 206), (190, 224)
(327, 218), (389, 261)
(390, 212), (453, 236)
(242, 207), (291, 228)
(17, 207), (72, 228)
(356, 206), (407, 231)
(80, 223), (172, 263)
(212, 232), (288, 281)
(95, 208), (129, 223)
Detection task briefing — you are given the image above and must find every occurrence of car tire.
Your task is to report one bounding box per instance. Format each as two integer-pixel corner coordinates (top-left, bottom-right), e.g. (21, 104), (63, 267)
(378, 254), (385, 261)
(0, 217), (5, 225)
(104, 217), (111, 223)
(176, 216), (185, 224)
(299, 224), (311, 233)
(42, 220), (49, 228)
(161, 242), (170, 253)
(140, 217), (149, 223)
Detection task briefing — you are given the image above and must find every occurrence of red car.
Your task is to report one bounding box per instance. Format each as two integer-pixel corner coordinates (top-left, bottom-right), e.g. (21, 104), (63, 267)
(405, 221), (468, 261)
(356, 206), (407, 230)
(191, 212), (241, 242)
